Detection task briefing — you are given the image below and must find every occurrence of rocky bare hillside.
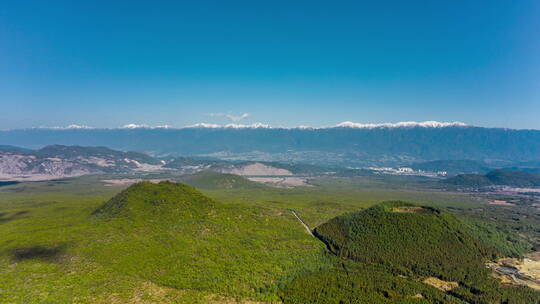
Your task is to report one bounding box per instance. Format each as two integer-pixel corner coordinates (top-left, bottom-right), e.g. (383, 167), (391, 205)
(0, 145), (320, 183)
(0, 145), (164, 181)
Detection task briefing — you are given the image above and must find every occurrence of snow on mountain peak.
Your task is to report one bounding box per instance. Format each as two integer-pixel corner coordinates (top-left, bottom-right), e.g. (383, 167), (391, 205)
(30, 121), (469, 130)
(121, 123), (150, 129)
(185, 121), (468, 129)
(334, 121), (468, 129)
(186, 123), (272, 129)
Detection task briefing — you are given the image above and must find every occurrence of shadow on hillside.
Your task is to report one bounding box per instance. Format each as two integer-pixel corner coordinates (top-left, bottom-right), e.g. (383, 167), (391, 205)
(10, 245), (66, 263)
(0, 210), (29, 224)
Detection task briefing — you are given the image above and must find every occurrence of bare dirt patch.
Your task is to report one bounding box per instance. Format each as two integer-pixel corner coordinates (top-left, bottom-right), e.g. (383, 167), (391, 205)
(422, 277), (459, 291)
(205, 294), (277, 304)
(101, 179), (168, 186)
(247, 177), (311, 188)
(391, 206), (431, 214)
(226, 163), (293, 176)
(487, 200), (515, 206)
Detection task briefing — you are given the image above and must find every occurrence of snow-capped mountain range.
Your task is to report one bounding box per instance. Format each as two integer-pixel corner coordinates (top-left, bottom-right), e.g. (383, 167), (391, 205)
(1, 121), (539, 167)
(26, 121), (469, 131)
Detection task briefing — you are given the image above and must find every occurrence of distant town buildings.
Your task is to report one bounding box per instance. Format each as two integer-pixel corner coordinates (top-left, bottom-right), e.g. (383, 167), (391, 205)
(367, 167), (447, 178)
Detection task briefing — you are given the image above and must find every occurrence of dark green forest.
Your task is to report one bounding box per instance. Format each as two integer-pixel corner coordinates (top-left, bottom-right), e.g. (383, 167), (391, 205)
(281, 201), (540, 303)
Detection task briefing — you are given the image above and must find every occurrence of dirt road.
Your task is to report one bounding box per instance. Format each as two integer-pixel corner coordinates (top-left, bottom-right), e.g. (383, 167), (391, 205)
(291, 210), (314, 237)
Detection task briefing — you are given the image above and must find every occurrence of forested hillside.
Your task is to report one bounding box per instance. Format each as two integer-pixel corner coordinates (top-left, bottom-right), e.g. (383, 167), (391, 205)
(281, 201), (540, 303)
(445, 170), (540, 187)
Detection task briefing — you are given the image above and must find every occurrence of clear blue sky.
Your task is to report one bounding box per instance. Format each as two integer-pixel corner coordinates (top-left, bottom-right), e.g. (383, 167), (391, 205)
(1, 1), (539, 129)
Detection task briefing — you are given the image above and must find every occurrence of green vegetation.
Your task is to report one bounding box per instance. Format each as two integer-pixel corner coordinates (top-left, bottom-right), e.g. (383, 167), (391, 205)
(314, 201), (495, 280)
(93, 181), (216, 219)
(445, 169), (540, 187)
(280, 262), (464, 304)
(458, 216), (532, 257)
(281, 201), (540, 303)
(486, 169), (540, 187)
(177, 171), (266, 190)
(203, 175), (484, 228)
(282, 260), (540, 304)
(0, 175), (538, 303)
(452, 200), (540, 254)
(0, 180), (326, 303)
(89, 181), (327, 300)
(444, 174), (493, 187)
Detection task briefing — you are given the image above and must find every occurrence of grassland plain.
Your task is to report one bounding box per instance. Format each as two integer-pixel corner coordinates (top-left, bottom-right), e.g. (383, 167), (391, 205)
(0, 174), (537, 303)
(202, 176), (487, 228)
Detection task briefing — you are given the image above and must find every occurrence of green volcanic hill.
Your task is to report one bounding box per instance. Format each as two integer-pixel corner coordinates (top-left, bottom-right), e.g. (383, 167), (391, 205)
(93, 181), (215, 219)
(485, 169), (540, 187)
(444, 173), (494, 187)
(177, 171), (266, 190)
(314, 202), (494, 279)
(87, 181), (325, 302)
(281, 201), (540, 303)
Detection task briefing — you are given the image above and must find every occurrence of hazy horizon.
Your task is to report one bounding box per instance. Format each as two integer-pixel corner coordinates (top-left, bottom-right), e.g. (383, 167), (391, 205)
(4, 120), (540, 131)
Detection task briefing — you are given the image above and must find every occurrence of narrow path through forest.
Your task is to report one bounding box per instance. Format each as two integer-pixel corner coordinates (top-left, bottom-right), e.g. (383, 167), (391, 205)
(291, 210), (314, 237)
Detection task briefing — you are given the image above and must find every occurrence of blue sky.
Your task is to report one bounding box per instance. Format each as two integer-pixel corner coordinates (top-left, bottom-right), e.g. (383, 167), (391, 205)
(1, 1), (539, 129)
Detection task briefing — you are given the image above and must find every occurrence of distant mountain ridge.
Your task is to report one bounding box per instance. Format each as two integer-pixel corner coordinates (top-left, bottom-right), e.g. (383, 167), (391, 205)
(445, 169), (540, 188)
(0, 144), (335, 182)
(18, 120), (469, 130)
(0, 145), (33, 153)
(1, 124), (539, 166)
(0, 145), (163, 180)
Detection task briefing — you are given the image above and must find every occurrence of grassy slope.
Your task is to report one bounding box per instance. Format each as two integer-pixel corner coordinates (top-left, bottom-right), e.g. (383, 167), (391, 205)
(88, 182), (327, 301)
(204, 176), (485, 229)
(0, 179), (326, 303)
